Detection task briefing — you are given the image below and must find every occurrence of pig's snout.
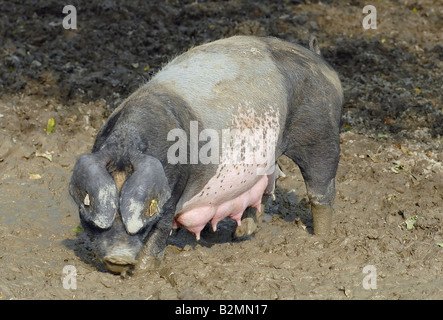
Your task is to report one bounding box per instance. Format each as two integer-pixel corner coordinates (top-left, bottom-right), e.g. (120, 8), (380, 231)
(100, 242), (139, 274)
(103, 255), (137, 275)
(83, 218), (144, 275)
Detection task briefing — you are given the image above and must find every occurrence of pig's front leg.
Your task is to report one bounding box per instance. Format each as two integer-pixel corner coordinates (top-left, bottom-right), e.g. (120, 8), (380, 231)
(135, 210), (175, 271)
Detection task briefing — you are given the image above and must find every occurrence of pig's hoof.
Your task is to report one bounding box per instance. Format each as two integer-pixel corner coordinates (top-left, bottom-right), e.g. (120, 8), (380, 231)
(311, 203), (333, 236)
(103, 255), (137, 275)
(234, 216), (258, 238)
(136, 255), (161, 272)
(234, 207), (263, 238)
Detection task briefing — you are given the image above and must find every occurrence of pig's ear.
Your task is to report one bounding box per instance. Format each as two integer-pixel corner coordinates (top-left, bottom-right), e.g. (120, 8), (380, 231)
(120, 155), (171, 235)
(69, 153), (118, 229)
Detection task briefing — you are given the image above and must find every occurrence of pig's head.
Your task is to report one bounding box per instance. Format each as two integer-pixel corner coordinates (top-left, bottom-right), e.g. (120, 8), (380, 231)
(69, 151), (171, 274)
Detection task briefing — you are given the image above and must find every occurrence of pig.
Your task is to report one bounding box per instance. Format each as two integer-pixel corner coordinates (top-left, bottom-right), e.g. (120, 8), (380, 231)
(69, 35), (343, 274)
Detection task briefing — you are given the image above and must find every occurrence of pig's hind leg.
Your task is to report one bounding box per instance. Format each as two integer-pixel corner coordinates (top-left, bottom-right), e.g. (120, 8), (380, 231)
(234, 163), (285, 239)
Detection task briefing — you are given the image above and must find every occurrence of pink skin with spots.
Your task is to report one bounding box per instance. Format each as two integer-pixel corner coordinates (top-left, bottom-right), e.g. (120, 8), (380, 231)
(171, 107), (279, 240)
(173, 174), (269, 240)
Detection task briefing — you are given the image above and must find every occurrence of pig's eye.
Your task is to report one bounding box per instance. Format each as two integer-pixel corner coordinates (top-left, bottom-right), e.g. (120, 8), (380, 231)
(149, 199), (159, 217)
(83, 194), (91, 207)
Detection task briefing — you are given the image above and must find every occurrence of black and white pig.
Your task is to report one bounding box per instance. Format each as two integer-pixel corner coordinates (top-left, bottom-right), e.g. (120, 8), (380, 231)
(69, 36), (343, 274)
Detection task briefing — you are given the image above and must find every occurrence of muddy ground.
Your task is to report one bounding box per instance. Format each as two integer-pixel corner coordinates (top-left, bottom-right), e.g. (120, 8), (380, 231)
(0, 0), (442, 300)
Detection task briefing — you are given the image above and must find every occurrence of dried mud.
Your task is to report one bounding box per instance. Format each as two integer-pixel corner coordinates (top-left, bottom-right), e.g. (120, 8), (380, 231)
(0, 0), (442, 299)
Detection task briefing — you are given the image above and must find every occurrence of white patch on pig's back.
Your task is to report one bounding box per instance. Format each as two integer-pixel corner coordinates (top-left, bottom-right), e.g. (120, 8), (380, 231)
(149, 36), (287, 129)
(152, 50), (237, 104)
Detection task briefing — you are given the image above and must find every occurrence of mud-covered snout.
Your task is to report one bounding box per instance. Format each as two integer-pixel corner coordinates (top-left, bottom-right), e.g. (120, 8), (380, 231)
(81, 217), (144, 274)
(103, 255), (137, 275)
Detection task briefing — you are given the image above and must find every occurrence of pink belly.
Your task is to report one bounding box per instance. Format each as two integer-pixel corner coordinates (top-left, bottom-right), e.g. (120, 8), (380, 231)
(174, 174), (269, 240)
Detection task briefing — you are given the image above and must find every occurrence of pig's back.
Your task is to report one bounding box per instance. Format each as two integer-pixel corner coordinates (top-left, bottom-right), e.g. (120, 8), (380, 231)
(149, 36), (289, 131)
